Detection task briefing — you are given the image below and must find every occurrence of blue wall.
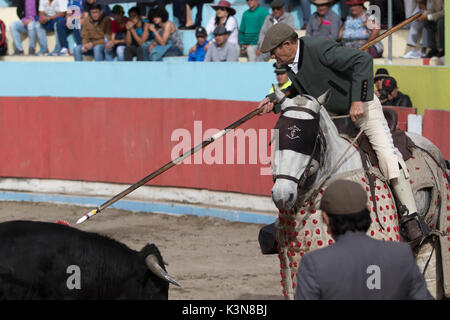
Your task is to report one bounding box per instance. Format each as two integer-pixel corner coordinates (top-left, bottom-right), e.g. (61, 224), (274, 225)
(0, 61), (277, 101)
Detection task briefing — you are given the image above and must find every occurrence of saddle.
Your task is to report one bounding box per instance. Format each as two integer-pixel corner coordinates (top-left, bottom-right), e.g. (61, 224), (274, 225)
(332, 109), (415, 167)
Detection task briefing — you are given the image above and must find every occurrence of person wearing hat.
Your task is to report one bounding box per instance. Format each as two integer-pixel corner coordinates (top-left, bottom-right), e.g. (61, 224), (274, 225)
(373, 68), (389, 93)
(256, 0), (294, 61)
(380, 76), (413, 108)
(188, 26), (210, 61)
(205, 0), (239, 49)
(306, 0), (342, 41)
(204, 25), (239, 62)
(338, 0), (383, 58)
(239, 0), (269, 62)
(257, 23), (427, 245)
(295, 179), (433, 300)
(269, 62), (292, 94)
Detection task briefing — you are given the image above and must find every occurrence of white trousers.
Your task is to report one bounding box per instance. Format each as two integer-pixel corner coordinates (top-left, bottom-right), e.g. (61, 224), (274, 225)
(355, 96), (408, 180)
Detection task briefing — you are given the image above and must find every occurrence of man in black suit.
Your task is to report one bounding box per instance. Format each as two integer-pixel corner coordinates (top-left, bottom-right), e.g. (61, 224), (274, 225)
(295, 180), (433, 300)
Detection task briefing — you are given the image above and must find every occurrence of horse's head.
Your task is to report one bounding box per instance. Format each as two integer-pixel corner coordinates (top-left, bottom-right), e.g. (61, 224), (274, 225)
(271, 85), (331, 210)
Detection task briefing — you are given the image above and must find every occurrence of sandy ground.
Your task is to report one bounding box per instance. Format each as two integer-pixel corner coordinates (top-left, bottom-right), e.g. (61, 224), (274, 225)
(0, 201), (282, 300)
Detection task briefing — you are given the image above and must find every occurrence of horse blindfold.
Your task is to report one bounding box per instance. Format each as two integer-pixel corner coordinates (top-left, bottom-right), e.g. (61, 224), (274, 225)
(275, 115), (320, 157)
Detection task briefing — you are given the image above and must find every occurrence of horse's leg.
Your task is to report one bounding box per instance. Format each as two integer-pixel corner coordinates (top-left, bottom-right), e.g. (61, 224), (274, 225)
(415, 238), (443, 299)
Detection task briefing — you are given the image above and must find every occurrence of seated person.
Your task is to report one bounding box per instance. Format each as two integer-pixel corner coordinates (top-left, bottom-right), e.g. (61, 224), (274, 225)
(379, 76), (413, 108)
(238, 0), (269, 62)
(73, 3), (111, 61)
(306, 0), (342, 41)
(124, 7), (150, 61)
(146, 6), (183, 61)
(204, 25), (239, 62)
(36, 0), (68, 55)
(105, 5), (128, 61)
(9, 0), (42, 55)
(338, 0), (383, 58)
(188, 26), (209, 61)
(54, 0), (83, 56)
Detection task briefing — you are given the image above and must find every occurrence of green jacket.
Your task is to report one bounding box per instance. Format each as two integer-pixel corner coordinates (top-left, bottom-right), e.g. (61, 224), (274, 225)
(272, 36), (374, 115)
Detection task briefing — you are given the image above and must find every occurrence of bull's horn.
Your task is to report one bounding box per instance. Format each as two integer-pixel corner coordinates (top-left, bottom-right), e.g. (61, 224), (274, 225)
(145, 255), (181, 287)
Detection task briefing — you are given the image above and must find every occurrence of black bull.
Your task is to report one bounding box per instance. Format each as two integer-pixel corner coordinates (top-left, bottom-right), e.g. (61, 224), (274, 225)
(0, 220), (178, 299)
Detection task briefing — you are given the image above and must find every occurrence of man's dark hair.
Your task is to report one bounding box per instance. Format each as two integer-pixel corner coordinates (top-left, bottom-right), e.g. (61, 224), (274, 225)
(128, 6), (141, 17)
(326, 208), (371, 237)
(112, 5), (124, 15)
(89, 3), (102, 11)
(148, 6), (169, 23)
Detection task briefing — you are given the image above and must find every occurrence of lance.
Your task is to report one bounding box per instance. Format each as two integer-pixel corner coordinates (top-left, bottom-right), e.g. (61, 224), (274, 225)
(76, 11), (422, 225)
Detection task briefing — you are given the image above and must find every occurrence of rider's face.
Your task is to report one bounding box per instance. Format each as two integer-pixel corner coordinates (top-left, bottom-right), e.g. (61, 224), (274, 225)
(270, 40), (297, 65)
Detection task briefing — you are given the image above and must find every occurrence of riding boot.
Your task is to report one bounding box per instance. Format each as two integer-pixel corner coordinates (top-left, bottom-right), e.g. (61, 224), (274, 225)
(391, 172), (431, 247)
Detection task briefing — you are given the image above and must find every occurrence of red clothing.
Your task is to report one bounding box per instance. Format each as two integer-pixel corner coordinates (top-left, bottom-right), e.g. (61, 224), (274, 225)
(111, 17), (128, 34)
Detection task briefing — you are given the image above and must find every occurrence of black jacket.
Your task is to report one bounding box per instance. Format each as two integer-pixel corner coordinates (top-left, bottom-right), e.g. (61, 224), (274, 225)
(383, 91), (413, 108)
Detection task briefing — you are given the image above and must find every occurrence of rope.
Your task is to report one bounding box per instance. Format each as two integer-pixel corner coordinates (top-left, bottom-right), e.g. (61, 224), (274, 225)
(307, 129), (363, 204)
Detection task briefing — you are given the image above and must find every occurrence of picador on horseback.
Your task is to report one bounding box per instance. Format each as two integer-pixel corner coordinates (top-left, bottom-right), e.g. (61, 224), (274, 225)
(258, 22), (429, 247)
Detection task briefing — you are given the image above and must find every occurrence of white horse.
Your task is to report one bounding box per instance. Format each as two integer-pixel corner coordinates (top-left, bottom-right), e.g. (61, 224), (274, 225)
(270, 85), (450, 299)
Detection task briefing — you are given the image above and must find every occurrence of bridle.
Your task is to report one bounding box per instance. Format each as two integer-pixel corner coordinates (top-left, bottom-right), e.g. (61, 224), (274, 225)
(272, 97), (324, 188)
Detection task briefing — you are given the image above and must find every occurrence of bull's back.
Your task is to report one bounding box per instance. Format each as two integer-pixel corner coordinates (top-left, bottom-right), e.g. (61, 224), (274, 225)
(0, 220), (161, 299)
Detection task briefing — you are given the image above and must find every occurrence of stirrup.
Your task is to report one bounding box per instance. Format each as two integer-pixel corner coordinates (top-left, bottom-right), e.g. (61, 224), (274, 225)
(399, 212), (431, 248)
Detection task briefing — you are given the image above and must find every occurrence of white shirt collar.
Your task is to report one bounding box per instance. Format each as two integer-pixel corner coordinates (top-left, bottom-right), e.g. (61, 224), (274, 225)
(288, 40), (300, 74)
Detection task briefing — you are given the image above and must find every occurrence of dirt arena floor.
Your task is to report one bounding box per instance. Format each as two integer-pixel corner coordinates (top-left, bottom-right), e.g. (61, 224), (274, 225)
(0, 201), (282, 300)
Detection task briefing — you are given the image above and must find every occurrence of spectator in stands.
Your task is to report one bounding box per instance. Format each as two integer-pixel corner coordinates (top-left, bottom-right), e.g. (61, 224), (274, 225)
(206, 0), (239, 50)
(9, 0), (42, 55)
(268, 62), (292, 94)
(36, 0), (67, 56)
(73, 3), (111, 61)
(53, 0), (84, 56)
(402, 0), (427, 59)
(82, 0), (111, 19)
(338, 0), (383, 58)
(175, 0), (204, 30)
(105, 5), (128, 61)
(421, 0), (444, 58)
(379, 76), (413, 108)
(188, 26), (209, 61)
(146, 6), (183, 61)
(239, 0), (269, 62)
(123, 6), (150, 61)
(373, 67), (389, 98)
(285, 0), (311, 29)
(256, 0), (294, 61)
(370, 0), (406, 29)
(204, 25), (239, 61)
(306, 0), (342, 41)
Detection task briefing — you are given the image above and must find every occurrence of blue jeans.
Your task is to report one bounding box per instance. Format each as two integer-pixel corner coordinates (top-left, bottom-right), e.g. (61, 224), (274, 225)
(285, 0), (311, 26)
(149, 40), (182, 61)
(56, 17), (82, 49)
(105, 45), (125, 61)
(74, 44), (106, 61)
(9, 20), (42, 51)
(36, 17), (65, 52)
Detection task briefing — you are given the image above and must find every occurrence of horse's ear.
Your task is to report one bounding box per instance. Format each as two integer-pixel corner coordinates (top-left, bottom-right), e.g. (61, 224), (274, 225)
(317, 89), (332, 106)
(272, 84), (285, 102)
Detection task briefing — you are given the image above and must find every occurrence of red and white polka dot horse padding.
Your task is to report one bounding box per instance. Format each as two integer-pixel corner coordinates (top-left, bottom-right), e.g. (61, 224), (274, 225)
(276, 147), (450, 300)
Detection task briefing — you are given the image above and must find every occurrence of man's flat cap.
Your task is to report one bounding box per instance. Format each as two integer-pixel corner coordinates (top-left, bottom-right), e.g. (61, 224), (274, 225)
(261, 23), (297, 53)
(320, 180), (368, 215)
